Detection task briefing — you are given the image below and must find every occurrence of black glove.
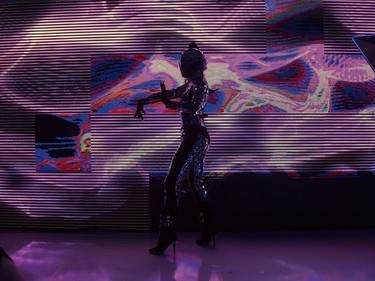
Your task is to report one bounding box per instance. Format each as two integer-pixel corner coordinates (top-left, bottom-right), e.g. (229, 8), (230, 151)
(160, 81), (169, 106)
(134, 100), (146, 120)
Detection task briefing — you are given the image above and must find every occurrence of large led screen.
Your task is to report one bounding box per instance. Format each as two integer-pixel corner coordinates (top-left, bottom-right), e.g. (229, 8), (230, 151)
(0, 0), (374, 230)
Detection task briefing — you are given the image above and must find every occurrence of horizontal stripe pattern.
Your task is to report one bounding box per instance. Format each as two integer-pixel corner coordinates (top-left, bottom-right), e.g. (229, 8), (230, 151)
(92, 113), (375, 174)
(1, 112), (374, 229)
(324, 0), (375, 54)
(1, 1), (374, 231)
(1, 0), (266, 115)
(1, 1), (266, 53)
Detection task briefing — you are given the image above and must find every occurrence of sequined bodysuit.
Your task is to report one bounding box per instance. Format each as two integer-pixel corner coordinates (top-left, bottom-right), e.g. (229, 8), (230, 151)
(143, 78), (209, 128)
(142, 77), (211, 226)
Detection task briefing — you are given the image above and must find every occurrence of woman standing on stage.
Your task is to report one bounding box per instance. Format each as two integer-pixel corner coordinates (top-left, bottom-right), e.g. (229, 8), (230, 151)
(135, 42), (217, 255)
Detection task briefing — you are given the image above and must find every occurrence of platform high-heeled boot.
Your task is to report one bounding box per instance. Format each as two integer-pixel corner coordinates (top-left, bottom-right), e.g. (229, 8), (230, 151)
(196, 201), (217, 247)
(149, 215), (177, 255)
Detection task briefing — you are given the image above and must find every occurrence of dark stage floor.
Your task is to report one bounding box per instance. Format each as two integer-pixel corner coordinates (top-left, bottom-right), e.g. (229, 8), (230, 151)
(1, 229), (375, 281)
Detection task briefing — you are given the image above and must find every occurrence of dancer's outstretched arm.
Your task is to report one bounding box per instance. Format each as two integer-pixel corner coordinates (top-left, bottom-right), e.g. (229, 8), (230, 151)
(134, 82), (189, 119)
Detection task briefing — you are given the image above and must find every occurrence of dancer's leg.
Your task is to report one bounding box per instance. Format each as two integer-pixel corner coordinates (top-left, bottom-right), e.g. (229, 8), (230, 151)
(150, 130), (206, 254)
(188, 137), (217, 247)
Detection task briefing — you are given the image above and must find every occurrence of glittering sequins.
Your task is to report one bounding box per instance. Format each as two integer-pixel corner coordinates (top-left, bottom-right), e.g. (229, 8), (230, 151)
(174, 132), (209, 205)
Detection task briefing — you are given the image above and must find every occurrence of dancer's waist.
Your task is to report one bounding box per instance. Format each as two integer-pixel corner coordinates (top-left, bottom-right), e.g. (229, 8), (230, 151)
(180, 112), (206, 128)
(181, 124), (210, 141)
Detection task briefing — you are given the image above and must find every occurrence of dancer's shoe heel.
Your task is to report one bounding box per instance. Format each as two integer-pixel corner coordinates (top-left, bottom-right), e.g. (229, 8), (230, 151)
(149, 238), (177, 255)
(196, 234), (216, 248)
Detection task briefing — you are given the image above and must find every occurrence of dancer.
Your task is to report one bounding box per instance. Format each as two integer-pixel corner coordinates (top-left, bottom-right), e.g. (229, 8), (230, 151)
(134, 42), (217, 255)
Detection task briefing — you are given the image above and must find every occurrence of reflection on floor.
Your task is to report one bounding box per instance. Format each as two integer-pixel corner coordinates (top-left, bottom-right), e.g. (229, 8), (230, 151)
(1, 229), (375, 281)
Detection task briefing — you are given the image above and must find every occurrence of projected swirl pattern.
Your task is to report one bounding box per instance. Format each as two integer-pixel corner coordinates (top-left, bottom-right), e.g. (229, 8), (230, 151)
(35, 114), (91, 172)
(92, 45), (375, 114)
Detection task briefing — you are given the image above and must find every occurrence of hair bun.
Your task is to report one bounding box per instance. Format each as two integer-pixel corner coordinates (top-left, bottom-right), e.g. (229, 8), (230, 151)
(189, 42), (199, 49)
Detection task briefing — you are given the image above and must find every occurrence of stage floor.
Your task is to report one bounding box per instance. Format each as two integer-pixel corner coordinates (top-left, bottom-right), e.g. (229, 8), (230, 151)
(1, 229), (375, 281)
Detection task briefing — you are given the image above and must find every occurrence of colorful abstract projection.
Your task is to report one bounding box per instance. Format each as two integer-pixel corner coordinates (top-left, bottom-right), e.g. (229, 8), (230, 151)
(91, 0), (374, 113)
(35, 114), (91, 172)
(91, 45), (375, 114)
